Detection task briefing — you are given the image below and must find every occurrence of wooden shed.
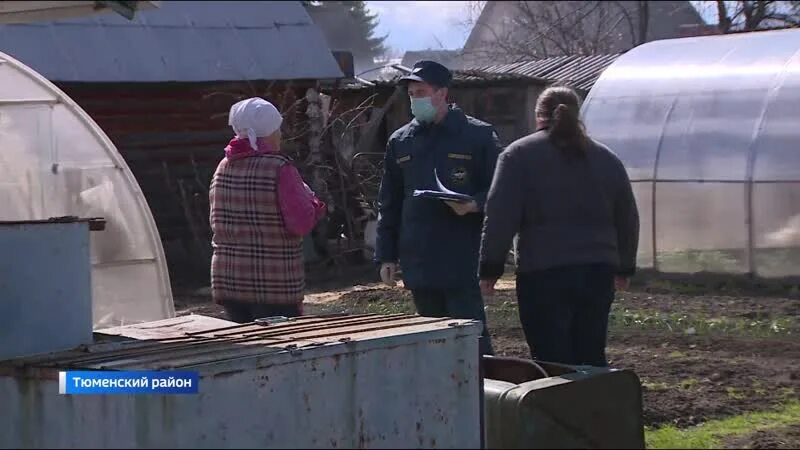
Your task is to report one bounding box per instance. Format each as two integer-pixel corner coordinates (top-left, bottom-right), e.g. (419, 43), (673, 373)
(0, 1), (345, 284)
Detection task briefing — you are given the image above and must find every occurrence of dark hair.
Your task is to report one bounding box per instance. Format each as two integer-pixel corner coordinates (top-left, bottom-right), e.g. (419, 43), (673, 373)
(535, 85), (589, 157)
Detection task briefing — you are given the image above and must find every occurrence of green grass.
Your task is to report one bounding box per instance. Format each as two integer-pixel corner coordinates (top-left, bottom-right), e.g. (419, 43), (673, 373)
(780, 387), (796, 399)
(657, 249), (746, 274)
(645, 402), (800, 449)
(653, 247), (800, 278)
(641, 380), (671, 391)
(308, 294), (798, 339)
(608, 308), (797, 338)
(726, 387), (746, 400)
(679, 378), (700, 390)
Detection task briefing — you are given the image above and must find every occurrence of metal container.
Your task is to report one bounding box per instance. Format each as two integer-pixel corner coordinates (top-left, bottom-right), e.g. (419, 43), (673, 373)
(0, 218), (100, 361)
(0, 314), (483, 449)
(482, 356), (645, 449)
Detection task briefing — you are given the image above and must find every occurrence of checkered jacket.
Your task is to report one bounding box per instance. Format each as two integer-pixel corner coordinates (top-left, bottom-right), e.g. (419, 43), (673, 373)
(209, 153), (304, 305)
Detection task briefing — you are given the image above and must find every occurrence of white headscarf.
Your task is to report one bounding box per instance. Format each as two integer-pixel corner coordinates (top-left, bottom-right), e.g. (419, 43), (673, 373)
(228, 97), (283, 150)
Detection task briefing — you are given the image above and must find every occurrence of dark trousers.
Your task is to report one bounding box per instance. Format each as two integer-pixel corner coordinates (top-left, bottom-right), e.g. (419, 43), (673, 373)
(411, 285), (494, 355)
(516, 264), (615, 367)
(221, 300), (303, 324)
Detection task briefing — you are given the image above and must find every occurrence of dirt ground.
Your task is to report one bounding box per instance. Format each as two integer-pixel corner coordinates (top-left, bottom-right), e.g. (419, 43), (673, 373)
(174, 265), (800, 447)
(723, 424), (800, 449)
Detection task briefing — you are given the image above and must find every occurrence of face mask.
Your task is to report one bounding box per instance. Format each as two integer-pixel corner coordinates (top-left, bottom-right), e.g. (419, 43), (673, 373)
(410, 97), (437, 123)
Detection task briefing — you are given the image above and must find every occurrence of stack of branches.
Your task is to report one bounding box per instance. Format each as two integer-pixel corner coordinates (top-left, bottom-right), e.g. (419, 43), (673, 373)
(161, 83), (306, 275)
(300, 88), (382, 270)
(177, 82), (382, 273)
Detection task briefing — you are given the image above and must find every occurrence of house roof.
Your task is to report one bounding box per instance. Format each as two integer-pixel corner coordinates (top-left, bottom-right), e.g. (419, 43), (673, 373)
(360, 64), (534, 88)
(462, 0), (499, 52)
(467, 53), (622, 91)
(304, 5), (363, 58)
(0, 1), (344, 83)
(364, 53), (620, 92)
(0, 1), (159, 24)
(462, 1), (705, 62)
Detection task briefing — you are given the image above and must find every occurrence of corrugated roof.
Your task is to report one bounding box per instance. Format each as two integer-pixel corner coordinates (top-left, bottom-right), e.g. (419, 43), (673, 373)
(0, 1), (344, 82)
(468, 53), (622, 91)
(452, 70), (533, 84)
(365, 54), (621, 91)
(367, 64), (536, 87)
(0, 315), (479, 372)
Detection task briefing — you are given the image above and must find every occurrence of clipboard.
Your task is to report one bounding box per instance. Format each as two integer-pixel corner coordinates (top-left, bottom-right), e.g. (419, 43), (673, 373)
(412, 169), (475, 203)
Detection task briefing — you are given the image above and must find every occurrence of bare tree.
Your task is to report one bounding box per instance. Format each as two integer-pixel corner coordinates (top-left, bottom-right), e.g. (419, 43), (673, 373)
(459, 0), (487, 35)
(700, 1), (800, 33)
(461, 1), (653, 64)
(464, 1), (800, 65)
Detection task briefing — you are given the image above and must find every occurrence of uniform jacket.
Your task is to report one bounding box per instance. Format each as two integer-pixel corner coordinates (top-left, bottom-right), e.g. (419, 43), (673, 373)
(375, 106), (504, 289)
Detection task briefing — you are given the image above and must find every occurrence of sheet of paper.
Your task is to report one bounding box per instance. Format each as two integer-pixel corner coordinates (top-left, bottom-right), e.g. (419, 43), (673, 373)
(410, 169), (474, 203)
(434, 168), (464, 197)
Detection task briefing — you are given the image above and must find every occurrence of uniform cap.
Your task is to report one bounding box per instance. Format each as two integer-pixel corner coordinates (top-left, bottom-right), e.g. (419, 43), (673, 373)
(399, 60), (453, 88)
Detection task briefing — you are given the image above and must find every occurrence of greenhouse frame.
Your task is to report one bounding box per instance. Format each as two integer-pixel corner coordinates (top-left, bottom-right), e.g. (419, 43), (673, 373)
(0, 50), (174, 327)
(582, 28), (800, 278)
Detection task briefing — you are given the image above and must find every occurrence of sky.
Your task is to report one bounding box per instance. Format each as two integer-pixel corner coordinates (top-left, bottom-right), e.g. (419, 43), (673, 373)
(365, 1), (474, 56)
(366, 1), (721, 56)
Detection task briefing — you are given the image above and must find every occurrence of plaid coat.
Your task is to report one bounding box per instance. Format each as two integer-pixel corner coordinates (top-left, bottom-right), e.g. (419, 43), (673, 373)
(209, 153), (304, 305)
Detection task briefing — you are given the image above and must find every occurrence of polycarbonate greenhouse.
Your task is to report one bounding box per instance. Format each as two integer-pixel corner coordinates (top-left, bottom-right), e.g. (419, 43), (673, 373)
(0, 50), (174, 327)
(582, 28), (800, 278)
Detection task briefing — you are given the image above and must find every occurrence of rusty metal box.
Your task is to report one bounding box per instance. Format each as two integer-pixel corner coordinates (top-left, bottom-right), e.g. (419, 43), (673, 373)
(0, 314), (483, 449)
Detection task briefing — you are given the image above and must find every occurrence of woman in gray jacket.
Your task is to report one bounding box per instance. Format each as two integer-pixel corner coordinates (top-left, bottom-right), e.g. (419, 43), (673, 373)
(479, 86), (639, 367)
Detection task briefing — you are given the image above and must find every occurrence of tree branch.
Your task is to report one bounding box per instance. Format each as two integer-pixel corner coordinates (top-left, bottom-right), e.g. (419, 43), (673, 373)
(717, 0), (733, 33)
(479, 1), (633, 61)
(715, 0), (800, 32)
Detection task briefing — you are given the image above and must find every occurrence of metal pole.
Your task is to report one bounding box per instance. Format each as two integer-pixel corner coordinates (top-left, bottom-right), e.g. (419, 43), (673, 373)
(651, 98), (678, 271)
(743, 72), (786, 278)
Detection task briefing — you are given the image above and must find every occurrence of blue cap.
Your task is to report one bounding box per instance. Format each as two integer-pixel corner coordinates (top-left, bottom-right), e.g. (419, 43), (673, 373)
(399, 60), (453, 88)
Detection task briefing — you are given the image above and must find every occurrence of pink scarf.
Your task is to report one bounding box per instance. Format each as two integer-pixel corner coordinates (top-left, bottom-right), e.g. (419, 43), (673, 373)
(224, 137), (277, 161)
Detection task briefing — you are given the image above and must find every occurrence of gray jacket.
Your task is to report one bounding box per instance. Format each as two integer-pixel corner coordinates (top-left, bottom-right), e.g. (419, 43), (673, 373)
(479, 131), (639, 279)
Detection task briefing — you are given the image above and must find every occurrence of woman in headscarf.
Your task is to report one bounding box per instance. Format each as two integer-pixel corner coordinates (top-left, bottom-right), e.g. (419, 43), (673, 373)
(478, 86), (640, 367)
(210, 97), (327, 323)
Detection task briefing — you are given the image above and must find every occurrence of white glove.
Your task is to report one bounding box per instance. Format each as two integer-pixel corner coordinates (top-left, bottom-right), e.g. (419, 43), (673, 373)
(379, 263), (398, 287)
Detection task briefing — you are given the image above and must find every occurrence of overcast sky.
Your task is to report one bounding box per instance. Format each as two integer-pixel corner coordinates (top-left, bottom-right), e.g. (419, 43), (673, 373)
(366, 1), (720, 55)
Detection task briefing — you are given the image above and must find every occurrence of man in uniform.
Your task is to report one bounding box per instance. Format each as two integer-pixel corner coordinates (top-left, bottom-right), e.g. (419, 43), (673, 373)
(375, 60), (504, 355)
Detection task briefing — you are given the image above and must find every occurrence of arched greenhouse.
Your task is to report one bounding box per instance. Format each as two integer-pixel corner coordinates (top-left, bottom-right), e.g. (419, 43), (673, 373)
(582, 28), (800, 279)
(0, 50), (174, 327)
